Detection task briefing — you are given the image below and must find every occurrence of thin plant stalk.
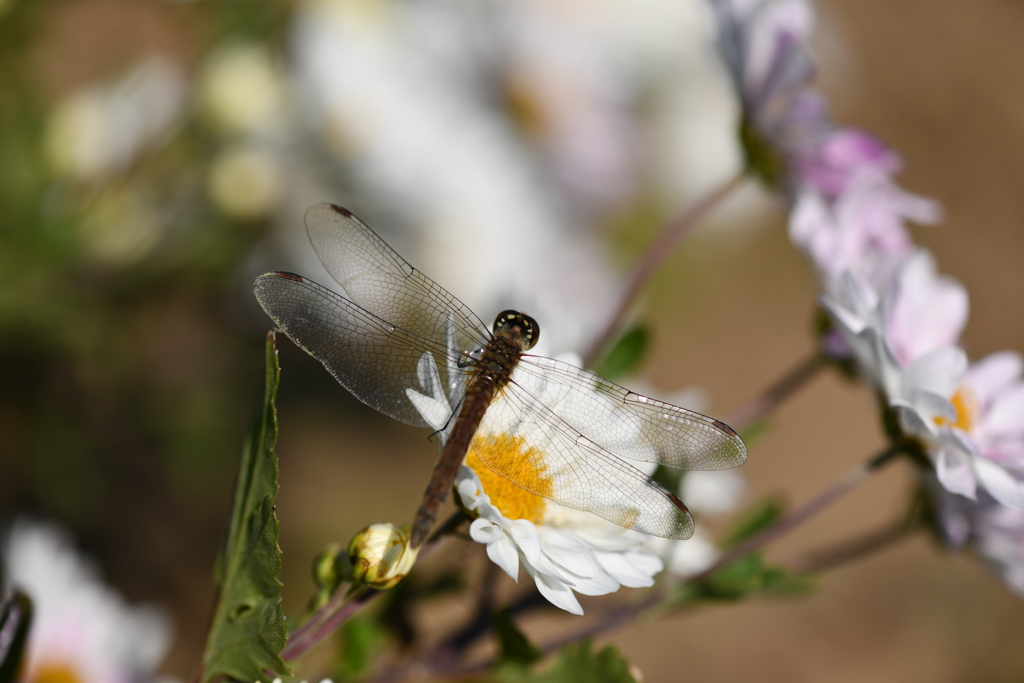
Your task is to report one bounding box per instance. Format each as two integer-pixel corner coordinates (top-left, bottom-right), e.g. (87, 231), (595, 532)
(727, 351), (827, 432)
(583, 172), (747, 368)
(784, 516), (920, 574)
(691, 444), (902, 582)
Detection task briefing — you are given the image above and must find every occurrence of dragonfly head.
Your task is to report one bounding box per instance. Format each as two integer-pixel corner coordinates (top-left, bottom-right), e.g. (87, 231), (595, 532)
(493, 310), (540, 350)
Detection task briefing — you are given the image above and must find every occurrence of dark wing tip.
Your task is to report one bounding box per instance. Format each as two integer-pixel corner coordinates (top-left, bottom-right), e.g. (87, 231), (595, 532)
(667, 492), (690, 514)
(711, 419), (739, 437)
(328, 204), (354, 217)
(274, 271), (305, 282)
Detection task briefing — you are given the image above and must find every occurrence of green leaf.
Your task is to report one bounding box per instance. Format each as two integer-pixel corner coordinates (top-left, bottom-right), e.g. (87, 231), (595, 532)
(0, 590), (33, 683)
(489, 640), (637, 683)
(696, 553), (766, 600)
(494, 609), (542, 668)
(721, 497), (786, 548)
(333, 616), (386, 681)
(201, 332), (289, 683)
(692, 554), (815, 602)
(759, 567), (817, 597)
(537, 641), (637, 683)
(593, 325), (649, 381)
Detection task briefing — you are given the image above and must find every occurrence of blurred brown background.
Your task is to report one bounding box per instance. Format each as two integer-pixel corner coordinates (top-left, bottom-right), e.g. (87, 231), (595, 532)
(2, 0), (1023, 681)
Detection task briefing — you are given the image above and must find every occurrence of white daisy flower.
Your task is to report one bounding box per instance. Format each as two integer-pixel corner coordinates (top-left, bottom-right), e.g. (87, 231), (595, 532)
(405, 350), (665, 615)
(2, 519), (172, 683)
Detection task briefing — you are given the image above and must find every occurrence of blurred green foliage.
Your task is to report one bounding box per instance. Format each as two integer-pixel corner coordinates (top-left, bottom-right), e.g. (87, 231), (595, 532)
(0, 0), (306, 606)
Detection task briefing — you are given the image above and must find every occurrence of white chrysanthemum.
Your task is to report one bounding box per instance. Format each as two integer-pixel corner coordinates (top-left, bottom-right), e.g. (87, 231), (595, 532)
(3, 519), (172, 683)
(456, 467), (663, 615)
(406, 349), (664, 615)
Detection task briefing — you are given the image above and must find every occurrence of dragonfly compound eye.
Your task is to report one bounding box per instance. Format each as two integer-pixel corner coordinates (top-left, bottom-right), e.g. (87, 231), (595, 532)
(493, 310), (540, 350)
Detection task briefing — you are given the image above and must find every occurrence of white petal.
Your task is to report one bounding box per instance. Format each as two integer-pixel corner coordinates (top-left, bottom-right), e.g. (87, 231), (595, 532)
(405, 388), (451, 432)
(416, 351), (444, 402)
(986, 385), (1024, 438)
(485, 536), (521, 582)
(456, 467), (484, 509)
(935, 448), (978, 500)
(907, 389), (957, 424)
(624, 547), (665, 577)
(973, 459), (1024, 509)
(535, 529), (600, 577)
(964, 351), (1023, 404)
(904, 346), (966, 399)
(893, 401), (939, 439)
(563, 569), (619, 597)
(594, 549), (658, 588)
(528, 567), (583, 615)
(941, 427), (980, 457)
(507, 519), (543, 565)
(469, 518), (503, 544)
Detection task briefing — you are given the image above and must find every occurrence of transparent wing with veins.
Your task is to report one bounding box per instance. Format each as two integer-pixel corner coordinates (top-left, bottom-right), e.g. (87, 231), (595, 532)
(513, 356), (747, 472)
(255, 203), (491, 427)
(254, 273), (475, 428)
(304, 203), (490, 360)
(475, 379), (696, 539)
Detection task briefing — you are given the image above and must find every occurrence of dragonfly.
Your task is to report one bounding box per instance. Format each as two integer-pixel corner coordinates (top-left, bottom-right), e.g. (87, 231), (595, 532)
(254, 204), (747, 549)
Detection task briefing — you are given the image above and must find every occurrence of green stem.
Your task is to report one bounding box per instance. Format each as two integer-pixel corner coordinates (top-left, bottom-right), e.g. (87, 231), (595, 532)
(583, 172), (747, 369)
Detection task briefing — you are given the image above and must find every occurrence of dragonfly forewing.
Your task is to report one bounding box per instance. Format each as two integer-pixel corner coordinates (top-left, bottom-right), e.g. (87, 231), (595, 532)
(254, 271), (471, 428)
(304, 203), (491, 357)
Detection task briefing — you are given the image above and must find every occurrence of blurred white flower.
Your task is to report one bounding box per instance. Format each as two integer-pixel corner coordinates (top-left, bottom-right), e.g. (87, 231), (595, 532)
(45, 56), (187, 181)
(78, 186), (164, 265)
(644, 470), (747, 578)
(3, 519), (172, 683)
(681, 470), (746, 518)
(207, 145), (284, 220)
(291, 0), (620, 352)
(200, 43), (289, 135)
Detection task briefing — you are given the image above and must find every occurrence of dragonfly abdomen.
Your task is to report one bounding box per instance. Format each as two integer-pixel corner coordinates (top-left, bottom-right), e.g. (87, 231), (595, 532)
(410, 336), (523, 548)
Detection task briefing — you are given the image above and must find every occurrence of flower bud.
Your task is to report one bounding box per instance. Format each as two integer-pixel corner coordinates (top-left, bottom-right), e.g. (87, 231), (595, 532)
(307, 542), (351, 612)
(348, 523), (418, 590)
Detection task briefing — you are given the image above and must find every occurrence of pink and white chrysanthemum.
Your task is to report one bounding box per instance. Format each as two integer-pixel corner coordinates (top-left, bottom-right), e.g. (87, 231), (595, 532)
(789, 175), (940, 290)
(929, 352), (1024, 507)
(822, 264), (1023, 507)
(3, 519), (172, 683)
(708, 0), (903, 197)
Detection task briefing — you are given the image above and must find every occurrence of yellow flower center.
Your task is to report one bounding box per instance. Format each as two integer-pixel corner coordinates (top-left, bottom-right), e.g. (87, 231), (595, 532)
(465, 434), (552, 523)
(935, 385), (978, 433)
(29, 662), (85, 683)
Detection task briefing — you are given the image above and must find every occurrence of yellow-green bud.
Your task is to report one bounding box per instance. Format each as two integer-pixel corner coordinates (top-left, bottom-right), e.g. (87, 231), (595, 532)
(348, 523), (418, 590)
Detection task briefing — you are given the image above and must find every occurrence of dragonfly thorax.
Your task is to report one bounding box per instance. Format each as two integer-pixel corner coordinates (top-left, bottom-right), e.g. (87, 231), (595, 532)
(492, 310), (540, 350)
